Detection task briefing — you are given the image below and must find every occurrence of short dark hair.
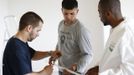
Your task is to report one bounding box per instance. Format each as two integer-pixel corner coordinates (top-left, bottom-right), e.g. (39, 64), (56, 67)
(62, 0), (78, 9)
(19, 11), (43, 31)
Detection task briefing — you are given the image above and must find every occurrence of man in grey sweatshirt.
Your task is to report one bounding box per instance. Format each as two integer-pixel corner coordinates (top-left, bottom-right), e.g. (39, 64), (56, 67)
(49, 0), (93, 75)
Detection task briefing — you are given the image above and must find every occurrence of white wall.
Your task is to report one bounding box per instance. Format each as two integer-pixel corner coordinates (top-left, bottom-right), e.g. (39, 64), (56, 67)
(0, 0), (8, 74)
(121, 0), (134, 18)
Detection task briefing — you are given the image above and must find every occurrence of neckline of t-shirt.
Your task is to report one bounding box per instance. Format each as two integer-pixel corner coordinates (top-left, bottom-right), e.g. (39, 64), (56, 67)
(63, 19), (79, 28)
(12, 36), (27, 44)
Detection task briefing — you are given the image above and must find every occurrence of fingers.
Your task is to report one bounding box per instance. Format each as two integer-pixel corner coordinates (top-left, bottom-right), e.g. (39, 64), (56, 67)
(55, 50), (62, 57)
(49, 50), (62, 65)
(49, 57), (56, 65)
(51, 50), (62, 58)
(42, 65), (53, 75)
(63, 69), (71, 75)
(70, 64), (77, 71)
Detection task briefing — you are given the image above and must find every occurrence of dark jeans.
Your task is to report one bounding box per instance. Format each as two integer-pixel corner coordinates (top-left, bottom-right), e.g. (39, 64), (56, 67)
(59, 71), (63, 75)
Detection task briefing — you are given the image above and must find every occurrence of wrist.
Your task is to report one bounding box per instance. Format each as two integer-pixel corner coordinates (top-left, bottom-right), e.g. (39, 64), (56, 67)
(48, 51), (52, 56)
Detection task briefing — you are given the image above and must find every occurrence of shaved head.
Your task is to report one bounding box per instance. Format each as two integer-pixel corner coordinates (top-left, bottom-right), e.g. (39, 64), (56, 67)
(99, 0), (121, 14)
(98, 0), (123, 26)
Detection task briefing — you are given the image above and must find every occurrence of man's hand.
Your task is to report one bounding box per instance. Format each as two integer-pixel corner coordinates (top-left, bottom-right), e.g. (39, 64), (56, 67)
(25, 65), (53, 75)
(43, 65), (53, 75)
(49, 50), (61, 65)
(63, 64), (77, 75)
(86, 66), (99, 75)
(63, 69), (71, 75)
(70, 64), (77, 72)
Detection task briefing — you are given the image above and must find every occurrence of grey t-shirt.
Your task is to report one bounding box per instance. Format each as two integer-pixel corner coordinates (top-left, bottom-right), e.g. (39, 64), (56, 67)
(57, 19), (93, 74)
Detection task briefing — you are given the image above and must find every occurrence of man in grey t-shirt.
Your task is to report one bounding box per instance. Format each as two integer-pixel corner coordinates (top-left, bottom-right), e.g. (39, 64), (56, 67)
(49, 0), (93, 74)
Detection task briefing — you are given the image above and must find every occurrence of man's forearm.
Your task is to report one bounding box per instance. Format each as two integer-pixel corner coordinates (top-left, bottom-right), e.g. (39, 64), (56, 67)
(32, 51), (52, 60)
